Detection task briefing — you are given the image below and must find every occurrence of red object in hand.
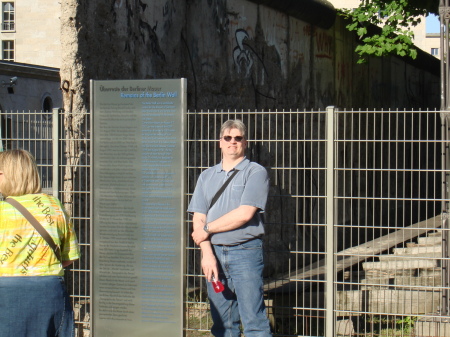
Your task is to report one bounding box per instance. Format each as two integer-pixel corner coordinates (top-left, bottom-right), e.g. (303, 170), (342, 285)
(211, 275), (224, 293)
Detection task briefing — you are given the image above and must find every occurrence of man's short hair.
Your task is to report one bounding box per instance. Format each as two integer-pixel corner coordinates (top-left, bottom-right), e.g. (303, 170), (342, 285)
(0, 149), (41, 197)
(220, 119), (247, 138)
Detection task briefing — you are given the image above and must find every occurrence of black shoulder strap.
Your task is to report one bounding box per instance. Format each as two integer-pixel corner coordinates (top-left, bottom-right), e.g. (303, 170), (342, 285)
(5, 198), (61, 262)
(210, 169), (239, 209)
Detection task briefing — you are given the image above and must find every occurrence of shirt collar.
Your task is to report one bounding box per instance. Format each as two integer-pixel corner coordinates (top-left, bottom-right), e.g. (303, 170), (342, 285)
(215, 157), (250, 173)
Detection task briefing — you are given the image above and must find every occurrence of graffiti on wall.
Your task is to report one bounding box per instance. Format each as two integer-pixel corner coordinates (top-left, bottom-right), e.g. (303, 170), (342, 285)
(209, 0), (229, 37)
(162, 0), (175, 35)
(232, 28), (277, 107)
(303, 25), (333, 59)
(336, 60), (351, 106)
(111, 0), (165, 61)
(233, 29), (254, 77)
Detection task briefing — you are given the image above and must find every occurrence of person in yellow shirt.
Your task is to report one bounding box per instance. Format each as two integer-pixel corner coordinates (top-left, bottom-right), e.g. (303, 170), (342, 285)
(0, 149), (81, 336)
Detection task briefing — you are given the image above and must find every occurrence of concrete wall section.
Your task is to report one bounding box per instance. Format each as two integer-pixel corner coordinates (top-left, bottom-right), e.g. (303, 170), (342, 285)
(332, 17), (440, 110)
(184, 0), (338, 110)
(60, 0), (440, 113)
(60, 0), (186, 113)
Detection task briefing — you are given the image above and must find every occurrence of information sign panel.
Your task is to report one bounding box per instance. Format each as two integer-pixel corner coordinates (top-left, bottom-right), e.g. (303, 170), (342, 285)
(90, 79), (186, 336)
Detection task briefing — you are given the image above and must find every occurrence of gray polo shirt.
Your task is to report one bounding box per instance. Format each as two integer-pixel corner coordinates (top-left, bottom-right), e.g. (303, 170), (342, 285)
(187, 158), (269, 245)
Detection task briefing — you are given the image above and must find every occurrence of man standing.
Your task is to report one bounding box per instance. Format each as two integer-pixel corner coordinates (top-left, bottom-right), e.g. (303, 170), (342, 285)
(188, 119), (272, 337)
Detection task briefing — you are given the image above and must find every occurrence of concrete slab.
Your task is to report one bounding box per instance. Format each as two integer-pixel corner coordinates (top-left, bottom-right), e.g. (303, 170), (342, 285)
(379, 252), (441, 261)
(418, 237), (444, 246)
(336, 289), (441, 315)
(336, 319), (355, 336)
(363, 259), (437, 271)
(415, 317), (450, 337)
(393, 245), (442, 255)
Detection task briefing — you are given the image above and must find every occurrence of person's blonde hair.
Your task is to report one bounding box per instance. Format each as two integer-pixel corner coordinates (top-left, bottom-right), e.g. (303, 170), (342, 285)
(0, 149), (41, 196)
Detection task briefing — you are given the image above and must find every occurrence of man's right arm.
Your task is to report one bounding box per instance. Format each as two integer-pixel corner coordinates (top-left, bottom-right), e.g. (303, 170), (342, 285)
(192, 212), (218, 282)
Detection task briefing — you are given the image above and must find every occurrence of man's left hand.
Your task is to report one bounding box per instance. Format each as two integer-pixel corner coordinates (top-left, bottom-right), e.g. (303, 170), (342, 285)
(192, 225), (210, 245)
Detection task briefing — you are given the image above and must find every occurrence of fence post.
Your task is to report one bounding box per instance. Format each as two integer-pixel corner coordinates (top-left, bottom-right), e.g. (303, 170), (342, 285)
(0, 111), (3, 152)
(441, 112), (450, 316)
(440, 0), (450, 316)
(52, 108), (60, 198)
(325, 106), (335, 337)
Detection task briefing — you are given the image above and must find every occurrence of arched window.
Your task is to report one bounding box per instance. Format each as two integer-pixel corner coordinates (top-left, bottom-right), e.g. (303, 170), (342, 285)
(0, 104), (12, 151)
(43, 96), (53, 112)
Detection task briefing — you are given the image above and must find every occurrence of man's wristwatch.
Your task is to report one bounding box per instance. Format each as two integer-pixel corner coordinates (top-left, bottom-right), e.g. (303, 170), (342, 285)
(203, 223), (210, 234)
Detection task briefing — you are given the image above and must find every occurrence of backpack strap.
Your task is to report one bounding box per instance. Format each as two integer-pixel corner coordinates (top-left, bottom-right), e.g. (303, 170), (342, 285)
(209, 169), (239, 209)
(5, 198), (61, 262)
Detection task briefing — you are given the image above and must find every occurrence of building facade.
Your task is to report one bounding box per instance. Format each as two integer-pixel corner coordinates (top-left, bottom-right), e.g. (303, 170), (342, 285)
(0, 2), (62, 112)
(59, 0), (439, 112)
(0, 60), (61, 111)
(0, 1), (61, 67)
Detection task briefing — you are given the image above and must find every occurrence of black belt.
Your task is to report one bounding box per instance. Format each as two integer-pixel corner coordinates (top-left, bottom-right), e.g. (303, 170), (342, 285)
(213, 236), (262, 246)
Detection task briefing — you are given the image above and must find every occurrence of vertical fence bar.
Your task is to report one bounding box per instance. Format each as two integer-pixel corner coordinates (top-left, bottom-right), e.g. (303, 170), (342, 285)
(441, 0), (450, 317)
(326, 106), (335, 337)
(441, 112), (450, 316)
(52, 108), (60, 198)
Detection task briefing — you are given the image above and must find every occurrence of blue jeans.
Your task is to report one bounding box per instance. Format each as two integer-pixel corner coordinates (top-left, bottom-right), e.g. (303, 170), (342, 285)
(208, 238), (272, 337)
(0, 276), (75, 337)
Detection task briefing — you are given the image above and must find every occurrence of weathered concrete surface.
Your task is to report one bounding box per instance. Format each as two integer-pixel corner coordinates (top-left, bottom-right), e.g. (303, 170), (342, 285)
(60, 0), (186, 113)
(336, 318), (355, 336)
(60, 0), (439, 113)
(336, 289), (441, 315)
(249, 0), (336, 29)
(415, 318), (450, 337)
(363, 259), (438, 272)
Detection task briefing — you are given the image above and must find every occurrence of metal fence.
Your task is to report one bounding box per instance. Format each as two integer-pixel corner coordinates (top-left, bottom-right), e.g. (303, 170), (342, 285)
(0, 111), (54, 190)
(0, 109), (92, 335)
(1, 108), (449, 336)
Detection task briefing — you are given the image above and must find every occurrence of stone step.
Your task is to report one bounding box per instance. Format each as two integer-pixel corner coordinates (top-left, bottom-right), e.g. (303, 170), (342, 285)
(360, 275), (442, 290)
(336, 289), (441, 315)
(393, 245), (442, 255)
(407, 241), (442, 248)
(363, 259), (437, 271)
(360, 277), (392, 290)
(420, 267), (442, 277)
(364, 269), (415, 278)
(417, 236), (443, 246)
(394, 275), (442, 288)
(378, 252), (441, 261)
(427, 231), (443, 238)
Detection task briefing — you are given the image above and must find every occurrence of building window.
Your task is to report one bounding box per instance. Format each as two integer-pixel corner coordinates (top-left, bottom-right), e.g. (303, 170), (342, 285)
(1, 112), (12, 151)
(43, 96), (53, 112)
(431, 48), (439, 56)
(2, 40), (13, 60)
(2, 2), (14, 31)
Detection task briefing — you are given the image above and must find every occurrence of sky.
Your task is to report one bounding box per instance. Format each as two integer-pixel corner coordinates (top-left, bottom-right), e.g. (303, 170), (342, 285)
(426, 14), (440, 33)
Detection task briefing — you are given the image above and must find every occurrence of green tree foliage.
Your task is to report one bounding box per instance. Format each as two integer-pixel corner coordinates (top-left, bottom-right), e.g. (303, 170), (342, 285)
(341, 0), (439, 63)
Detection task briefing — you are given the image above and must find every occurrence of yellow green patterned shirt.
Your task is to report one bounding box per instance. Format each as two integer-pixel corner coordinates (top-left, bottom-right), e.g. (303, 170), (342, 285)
(0, 193), (80, 276)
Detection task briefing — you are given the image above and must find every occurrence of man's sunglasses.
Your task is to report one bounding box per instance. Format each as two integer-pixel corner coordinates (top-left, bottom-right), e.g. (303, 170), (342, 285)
(222, 136), (244, 142)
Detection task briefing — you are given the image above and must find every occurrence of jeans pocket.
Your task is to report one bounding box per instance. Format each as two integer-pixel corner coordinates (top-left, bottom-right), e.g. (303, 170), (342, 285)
(240, 238), (262, 250)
